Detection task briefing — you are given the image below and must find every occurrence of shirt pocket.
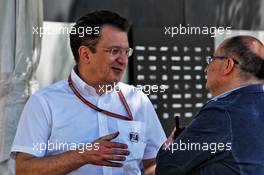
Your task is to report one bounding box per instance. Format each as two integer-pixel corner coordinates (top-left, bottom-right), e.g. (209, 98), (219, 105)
(117, 120), (146, 161)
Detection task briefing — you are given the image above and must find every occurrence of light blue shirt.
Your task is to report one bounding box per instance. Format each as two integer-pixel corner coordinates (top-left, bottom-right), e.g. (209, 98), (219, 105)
(11, 68), (166, 175)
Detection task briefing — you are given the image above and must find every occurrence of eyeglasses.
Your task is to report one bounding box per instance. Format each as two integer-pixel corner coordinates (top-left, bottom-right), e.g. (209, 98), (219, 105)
(91, 46), (133, 57)
(206, 55), (239, 65)
(104, 47), (133, 57)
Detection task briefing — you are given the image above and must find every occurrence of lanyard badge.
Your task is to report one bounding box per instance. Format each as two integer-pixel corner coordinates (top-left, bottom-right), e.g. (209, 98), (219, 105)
(129, 132), (139, 142)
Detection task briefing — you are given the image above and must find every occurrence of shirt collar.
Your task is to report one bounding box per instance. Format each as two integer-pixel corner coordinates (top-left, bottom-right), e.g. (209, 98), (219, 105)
(70, 67), (121, 97)
(211, 84), (264, 101)
(211, 85), (247, 101)
(70, 68), (99, 97)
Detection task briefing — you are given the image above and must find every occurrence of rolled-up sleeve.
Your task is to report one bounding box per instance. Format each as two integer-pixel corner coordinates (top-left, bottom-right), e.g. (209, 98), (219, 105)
(11, 94), (51, 158)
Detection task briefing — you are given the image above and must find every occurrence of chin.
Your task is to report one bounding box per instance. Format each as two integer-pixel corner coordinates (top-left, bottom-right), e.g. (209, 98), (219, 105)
(111, 73), (123, 82)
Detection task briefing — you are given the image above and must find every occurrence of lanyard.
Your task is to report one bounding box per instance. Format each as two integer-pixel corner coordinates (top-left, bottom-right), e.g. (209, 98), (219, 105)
(68, 75), (133, 121)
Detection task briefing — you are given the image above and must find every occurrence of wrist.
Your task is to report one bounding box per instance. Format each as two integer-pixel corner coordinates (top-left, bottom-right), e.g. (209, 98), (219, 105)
(70, 150), (88, 165)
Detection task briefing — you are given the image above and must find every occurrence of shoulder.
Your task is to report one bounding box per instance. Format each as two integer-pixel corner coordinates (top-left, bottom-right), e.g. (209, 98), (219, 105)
(27, 80), (70, 108)
(33, 80), (69, 98)
(194, 99), (231, 124)
(203, 99), (230, 112)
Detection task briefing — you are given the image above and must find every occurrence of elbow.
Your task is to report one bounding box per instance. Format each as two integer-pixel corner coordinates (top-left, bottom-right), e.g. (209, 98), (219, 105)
(16, 161), (28, 175)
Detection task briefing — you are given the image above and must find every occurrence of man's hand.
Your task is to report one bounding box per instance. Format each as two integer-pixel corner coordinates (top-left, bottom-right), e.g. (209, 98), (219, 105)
(16, 132), (129, 175)
(79, 132), (129, 167)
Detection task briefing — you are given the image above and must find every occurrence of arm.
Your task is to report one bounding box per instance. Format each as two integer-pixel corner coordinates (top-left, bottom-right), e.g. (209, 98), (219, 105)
(16, 132), (129, 175)
(16, 151), (83, 175)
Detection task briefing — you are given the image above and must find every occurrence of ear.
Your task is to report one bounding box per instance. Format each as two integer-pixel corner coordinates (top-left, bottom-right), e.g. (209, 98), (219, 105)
(78, 46), (92, 64)
(222, 58), (235, 75)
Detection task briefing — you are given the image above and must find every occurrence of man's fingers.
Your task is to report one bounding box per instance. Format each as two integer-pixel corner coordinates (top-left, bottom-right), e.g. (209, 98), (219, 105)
(96, 132), (119, 141)
(105, 149), (130, 156)
(101, 161), (123, 167)
(103, 155), (126, 161)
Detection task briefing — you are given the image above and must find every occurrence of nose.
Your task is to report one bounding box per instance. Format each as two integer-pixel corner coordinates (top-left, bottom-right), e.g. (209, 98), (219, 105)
(116, 54), (128, 65)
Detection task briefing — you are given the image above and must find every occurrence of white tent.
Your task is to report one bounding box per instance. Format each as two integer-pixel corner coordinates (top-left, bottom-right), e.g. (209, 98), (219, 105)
(0, 0), (43, 174)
